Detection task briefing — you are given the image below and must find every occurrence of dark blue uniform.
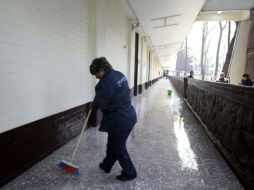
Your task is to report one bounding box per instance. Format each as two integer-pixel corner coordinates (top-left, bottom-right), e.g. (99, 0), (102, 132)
(241, 79), (253, 86)
(217, 78), (229, 83)
(93, 69), (137, 177)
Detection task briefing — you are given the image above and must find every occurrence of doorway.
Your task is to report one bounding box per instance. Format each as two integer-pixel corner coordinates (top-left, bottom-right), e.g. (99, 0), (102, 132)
(134, 32), (139, 96)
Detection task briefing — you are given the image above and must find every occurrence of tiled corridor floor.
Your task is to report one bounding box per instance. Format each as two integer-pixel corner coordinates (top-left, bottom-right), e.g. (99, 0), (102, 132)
(3, 79), (243, 190)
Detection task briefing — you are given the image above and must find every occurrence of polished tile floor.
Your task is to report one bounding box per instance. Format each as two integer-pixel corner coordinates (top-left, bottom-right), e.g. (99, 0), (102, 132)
(3, 79), (243, 190)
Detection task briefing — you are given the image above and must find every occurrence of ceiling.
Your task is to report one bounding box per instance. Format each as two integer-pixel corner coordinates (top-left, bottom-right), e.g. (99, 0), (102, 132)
(119, 0), (254, 68)
(198, 0), (254, 22)
(202, 0), (254, 11)
(197, 10), (250, 21)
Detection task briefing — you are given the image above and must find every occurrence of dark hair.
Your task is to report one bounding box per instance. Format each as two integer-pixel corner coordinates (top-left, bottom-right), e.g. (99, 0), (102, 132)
(242, 73), (249, 78)
(90, 57), (112, 75)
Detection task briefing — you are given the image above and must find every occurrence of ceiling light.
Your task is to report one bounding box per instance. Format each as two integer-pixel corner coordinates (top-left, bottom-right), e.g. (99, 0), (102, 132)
(151, 14), (180, 29)
(156, 42), (181, 48)
(153, 23), (178, 29)
(151, 14), (181, 21)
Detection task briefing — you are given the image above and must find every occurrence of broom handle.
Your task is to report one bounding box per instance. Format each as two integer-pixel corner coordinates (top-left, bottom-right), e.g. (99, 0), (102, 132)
(70, 108), (92, 162)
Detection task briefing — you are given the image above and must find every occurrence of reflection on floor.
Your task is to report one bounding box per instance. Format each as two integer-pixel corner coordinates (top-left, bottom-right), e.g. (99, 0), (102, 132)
(173, 116), (198, 171)
(3, 79), (243, 190)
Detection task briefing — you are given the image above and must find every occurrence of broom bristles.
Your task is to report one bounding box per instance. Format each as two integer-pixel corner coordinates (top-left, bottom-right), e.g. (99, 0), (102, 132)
(57, 160), (80, 176)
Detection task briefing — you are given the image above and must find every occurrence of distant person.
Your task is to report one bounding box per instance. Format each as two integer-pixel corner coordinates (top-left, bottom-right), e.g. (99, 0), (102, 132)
(241, 73), (253, 86)
(216, 72), (228, 83)
(188, 71), (194, 78)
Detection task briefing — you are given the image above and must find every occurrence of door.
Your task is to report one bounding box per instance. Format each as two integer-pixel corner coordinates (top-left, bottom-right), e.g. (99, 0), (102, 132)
(134, 32), (139, 96)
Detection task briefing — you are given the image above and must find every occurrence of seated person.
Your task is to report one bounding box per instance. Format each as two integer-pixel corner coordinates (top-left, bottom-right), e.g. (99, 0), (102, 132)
(241, 73), (253, 86)
(188, 71), (194, 78)
(216, 72), (228, 83)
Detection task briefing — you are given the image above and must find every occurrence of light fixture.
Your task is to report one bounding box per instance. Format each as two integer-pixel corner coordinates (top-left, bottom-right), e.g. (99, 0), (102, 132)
(156, 42), (181, 48)
(132, 22), (140, 31)
(151, 14), (181, 21)
(151, 14), (180, 29)
(153, 23), (178, 29)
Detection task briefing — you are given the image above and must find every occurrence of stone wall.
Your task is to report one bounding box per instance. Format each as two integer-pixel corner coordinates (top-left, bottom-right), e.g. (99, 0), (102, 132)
(170, 76), (254, 189)
(169, 76), (185, 95)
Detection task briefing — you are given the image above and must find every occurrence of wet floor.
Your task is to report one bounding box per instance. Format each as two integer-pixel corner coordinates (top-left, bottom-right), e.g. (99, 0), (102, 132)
(2, 79), (243, 190)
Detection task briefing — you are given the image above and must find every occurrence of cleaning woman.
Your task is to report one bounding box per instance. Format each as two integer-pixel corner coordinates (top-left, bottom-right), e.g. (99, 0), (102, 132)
(90, 57), (137, 181)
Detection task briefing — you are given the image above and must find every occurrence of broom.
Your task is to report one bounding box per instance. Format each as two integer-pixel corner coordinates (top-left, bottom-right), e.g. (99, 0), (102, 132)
(57, 108), (92, 176)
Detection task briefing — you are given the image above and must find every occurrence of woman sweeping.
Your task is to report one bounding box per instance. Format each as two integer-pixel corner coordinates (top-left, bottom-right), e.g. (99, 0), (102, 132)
(90, 57), (137, 181)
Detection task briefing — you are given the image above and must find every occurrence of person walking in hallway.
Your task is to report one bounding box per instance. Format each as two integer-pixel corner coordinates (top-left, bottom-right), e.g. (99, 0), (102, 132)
(90, 57), (137, 181)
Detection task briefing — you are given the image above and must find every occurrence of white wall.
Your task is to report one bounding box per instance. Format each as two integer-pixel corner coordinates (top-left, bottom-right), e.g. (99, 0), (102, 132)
(149, 54), (153, 80)
(151, 55), (155, 80)
(0, 0), (162, 134)
(0, 0), (92, 133)
(128, 30), (136, 88)
(137, 33), (142, 85)
(141, 38), (148, 84)
(228, 20), (250, 84)
(95, 0), (129, 77)
(147, 49), (151, 82)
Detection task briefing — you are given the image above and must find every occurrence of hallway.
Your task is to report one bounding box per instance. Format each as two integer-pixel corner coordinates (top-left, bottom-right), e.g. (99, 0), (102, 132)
(3, 79), (243, 190)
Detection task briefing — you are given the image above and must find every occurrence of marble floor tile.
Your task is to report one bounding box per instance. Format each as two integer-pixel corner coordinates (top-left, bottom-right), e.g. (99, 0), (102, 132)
(2, 79), (243, 190)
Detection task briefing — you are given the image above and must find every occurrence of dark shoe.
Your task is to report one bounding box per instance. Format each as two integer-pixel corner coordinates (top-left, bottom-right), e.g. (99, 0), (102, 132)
(116, 174), (137, 181)
(99, 163), (110, 173)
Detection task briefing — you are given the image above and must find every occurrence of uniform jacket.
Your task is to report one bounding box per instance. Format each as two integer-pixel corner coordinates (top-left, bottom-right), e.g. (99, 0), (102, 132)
(217, 78), (229, 83)
(93, 69), (137, 133)
(241, 79), (253, 86)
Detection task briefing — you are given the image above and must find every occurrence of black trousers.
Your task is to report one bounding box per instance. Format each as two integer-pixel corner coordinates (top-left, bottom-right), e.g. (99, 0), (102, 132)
(101, 129), (137, 177)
